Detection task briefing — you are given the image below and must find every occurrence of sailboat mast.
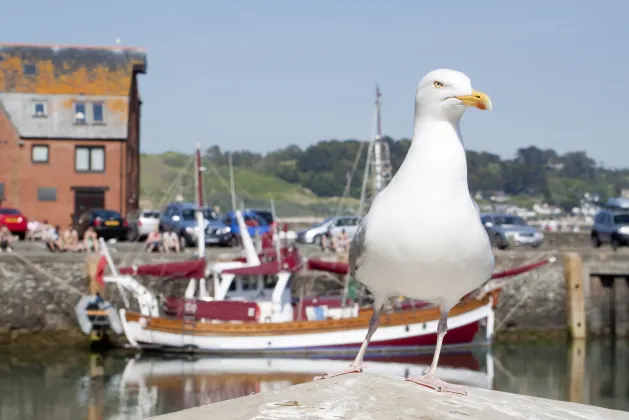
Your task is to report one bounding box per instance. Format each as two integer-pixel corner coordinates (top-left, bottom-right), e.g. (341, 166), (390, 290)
(373, 85), (384, 193)
(196, 146), (204, 208)
(229, 153), (237, 211)
(194, 144), (206, 258)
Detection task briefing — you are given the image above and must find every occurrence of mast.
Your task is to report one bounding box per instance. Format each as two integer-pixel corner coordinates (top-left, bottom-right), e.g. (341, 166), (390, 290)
(229, 152), (237, 211)
(372, 85), (392, 194)
(194, 144), (206, 258)
(358, 85), (392, 216)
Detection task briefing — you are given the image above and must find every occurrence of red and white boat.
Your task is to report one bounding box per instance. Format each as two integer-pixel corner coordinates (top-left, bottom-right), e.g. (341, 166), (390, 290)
(83, 146), (556, 355)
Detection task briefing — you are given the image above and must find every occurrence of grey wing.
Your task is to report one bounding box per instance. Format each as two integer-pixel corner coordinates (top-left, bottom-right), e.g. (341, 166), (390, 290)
(349, 218), (367, 278)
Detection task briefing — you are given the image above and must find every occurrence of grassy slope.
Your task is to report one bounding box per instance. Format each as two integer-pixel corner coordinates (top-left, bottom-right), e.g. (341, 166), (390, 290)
(139, 153), (359, 217)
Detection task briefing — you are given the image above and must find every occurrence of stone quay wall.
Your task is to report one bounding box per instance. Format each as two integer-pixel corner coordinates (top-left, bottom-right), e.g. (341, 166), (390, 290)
(0, 234), (626, 348)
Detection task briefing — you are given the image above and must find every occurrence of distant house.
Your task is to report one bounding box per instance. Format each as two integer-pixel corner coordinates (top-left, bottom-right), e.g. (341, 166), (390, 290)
(0, 43), (147, 226)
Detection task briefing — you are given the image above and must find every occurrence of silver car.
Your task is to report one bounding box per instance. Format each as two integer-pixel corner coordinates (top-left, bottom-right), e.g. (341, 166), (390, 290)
(127, 209), (161, 241)
(481, 213), (544, 249)
(296, 215), (362, 245)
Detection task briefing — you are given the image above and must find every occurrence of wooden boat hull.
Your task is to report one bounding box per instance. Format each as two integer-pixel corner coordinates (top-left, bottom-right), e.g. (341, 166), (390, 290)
(119, 296), (495, 355)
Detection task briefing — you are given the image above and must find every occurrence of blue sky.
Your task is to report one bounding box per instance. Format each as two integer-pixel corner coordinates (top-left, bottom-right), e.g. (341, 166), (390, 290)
(2, 0), (628, 166)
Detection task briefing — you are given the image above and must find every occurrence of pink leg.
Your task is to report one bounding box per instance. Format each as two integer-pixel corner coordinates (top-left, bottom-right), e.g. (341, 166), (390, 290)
(313, 302), (383, 381)
(406, 310), (467, 395)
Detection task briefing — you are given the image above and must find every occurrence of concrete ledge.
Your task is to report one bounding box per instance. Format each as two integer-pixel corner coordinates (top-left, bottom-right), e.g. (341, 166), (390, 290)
(149, 373), (627, 420)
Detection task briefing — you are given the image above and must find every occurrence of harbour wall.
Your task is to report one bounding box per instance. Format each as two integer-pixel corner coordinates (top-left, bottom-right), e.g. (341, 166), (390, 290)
(0, 234), (627, 348)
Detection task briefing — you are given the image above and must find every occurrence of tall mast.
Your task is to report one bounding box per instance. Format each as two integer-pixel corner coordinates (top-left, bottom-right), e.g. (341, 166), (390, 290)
(372, 85), (392, 196)
(194, 143), (206, 258)
(195, 146), (204, 208)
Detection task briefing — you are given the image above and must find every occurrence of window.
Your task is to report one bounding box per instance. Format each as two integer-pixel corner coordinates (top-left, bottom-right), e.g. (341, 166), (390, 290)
(75, 146), (105, 172)
(74, 101), (87, 124)
(0, 183), (4, 201)
(181, 209), (197, 220)
(37, 187), (57, 202)
(31, 145), (49, 163)
(23, 63), (37, 75)
(32, 101), (47, 117)
(92, 103), (105, 123)
(613, 214), (629, 225)
(92, 209), (121, 218)
(493, 215), (526, 226)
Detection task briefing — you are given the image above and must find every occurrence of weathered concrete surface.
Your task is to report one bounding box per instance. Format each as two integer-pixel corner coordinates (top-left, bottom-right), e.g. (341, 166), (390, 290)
(149, 373), (629, 420)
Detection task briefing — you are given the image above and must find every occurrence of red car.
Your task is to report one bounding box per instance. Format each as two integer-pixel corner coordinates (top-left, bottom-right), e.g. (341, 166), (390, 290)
(0, 208), (28, 239)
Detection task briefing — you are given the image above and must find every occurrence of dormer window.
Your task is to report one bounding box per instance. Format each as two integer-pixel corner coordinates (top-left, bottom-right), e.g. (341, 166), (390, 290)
(23, 63), (37, 76)
(74, 101), (86, 124)
(32, 101), (48, 118)
(92, 102), (105, 124)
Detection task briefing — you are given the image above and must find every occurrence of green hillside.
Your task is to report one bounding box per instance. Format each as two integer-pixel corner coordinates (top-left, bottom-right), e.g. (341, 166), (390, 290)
(139, 152), (359, 217)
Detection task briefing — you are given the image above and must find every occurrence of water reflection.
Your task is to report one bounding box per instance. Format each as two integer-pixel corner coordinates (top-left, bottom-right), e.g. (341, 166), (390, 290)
(0, 341), (627, 420)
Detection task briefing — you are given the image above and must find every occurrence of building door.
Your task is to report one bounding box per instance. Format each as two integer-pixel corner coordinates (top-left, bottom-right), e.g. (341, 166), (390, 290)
(73, 187), (106, 224)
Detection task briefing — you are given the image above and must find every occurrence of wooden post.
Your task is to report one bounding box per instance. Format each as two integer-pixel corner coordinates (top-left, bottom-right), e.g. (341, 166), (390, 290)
(614, 277), (629, 338)
(567, 339), (586, 403)
(563, 252), (586, 340)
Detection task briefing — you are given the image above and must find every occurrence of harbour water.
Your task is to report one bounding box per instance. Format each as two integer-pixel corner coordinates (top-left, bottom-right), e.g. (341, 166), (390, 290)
(0, 341), (627, 420)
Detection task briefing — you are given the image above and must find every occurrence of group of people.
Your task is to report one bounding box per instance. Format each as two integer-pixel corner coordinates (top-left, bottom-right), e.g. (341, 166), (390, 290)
(45, 224), (100, 253)
(144, 226), (181, 253)
(319, 228), (351, 254)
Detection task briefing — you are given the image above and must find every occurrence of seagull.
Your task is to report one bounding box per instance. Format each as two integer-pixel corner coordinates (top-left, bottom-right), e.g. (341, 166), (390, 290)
(315, 69), (495, 395)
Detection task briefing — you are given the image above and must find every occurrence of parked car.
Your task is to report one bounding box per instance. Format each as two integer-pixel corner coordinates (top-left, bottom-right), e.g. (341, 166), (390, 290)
(481, 213), (544, 250)
(126, 209), (160, 241)
(248, 209), (276, 229)
(160, 202), (233, 248)
(75, 208), (129, 241)
(591, 210), (629, 251)
(296, 215), (362, 245)
(0, 207), (28, 240)
(221, 210), (271, 239)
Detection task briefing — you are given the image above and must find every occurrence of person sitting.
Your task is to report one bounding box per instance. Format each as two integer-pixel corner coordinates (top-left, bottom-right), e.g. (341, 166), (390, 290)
(0, 226), (13, 252)
(145, 228), (162, 253)
(45, 225), (64, 252)
(26, 220), (41, 240)
(62, 223), (80, 251)
(83, 226), (99, 254)
(336, 229), (350, 253)
(162, 227), (180, 253)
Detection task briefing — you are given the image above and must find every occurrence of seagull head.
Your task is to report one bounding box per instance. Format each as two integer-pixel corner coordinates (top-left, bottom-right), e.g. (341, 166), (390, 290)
(415, 69), (492, 123)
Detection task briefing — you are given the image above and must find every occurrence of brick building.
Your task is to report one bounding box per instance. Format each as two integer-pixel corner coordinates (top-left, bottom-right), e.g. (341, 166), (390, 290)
(0, 43), (146, 226)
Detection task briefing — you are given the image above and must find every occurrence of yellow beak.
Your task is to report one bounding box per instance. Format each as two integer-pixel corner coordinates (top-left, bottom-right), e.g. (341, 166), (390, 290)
(456, 90), (492, 111)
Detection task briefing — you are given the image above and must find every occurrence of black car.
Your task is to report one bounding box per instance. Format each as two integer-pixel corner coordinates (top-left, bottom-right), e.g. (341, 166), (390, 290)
(76, 208), (129, 241)
(591, 210), (629, 251)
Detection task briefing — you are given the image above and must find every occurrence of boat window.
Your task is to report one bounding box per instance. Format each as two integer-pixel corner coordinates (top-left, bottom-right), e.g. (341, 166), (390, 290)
(228, 279), (237, 292)
(242, 276), (258, 291)
(263, 275), (278, 288)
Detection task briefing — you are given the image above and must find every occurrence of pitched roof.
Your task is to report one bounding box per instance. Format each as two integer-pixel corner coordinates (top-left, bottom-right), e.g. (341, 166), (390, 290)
(0, 43), (147, 96)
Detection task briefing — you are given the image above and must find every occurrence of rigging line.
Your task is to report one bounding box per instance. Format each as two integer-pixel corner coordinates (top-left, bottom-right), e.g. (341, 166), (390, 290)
(358, 107), (378, 216)
(335, 140), (367, 217)
(120, 153), (197, 265)
(203, 158), (242, 206)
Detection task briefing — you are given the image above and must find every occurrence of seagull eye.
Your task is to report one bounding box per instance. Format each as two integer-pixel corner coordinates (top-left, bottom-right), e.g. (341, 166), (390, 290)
(433, 81), (444, 88)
